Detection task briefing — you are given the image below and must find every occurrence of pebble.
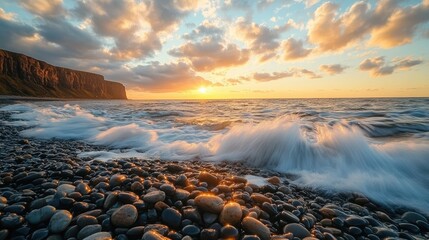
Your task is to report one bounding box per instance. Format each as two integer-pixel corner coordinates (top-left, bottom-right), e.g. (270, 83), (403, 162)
(82, 232), (112, 240)
(283, 223), (311, 239)
(0, 213), (24, 229)
(142, 231), (168, 240)
(109, 174), (126, 188)
(220, 202), (242, 225)
(57, 184), (75, 194)
(345, 216), (368, 226)
(195, 195), (225, 213)
(198, 172), (219, 186)
(161, 207), (182, 229)
(182, 225), (201, 236)
(48, 210), (72, 233)
(251, 193), (272, 204)
(143, 191), (166, 203)
(402, 211), (427, 224)
(26, 205), (56, 225)
(221, 225), (239, 239)
(77, 224), (102, 240)
(31, 228), (49, 240)
(76, 183), (92, 195)
(242, 217), (271, 240)
(111, 204), (138, 227)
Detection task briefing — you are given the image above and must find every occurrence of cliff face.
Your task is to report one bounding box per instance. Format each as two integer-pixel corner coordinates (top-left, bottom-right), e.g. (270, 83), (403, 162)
(0, 49), (127, 99)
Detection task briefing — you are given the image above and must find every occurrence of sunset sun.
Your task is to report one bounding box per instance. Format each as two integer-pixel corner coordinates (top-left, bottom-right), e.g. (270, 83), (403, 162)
(198, 87), (207, 94)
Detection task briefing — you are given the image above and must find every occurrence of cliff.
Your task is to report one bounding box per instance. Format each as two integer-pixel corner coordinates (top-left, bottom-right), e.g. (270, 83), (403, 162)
(0, 49), (127, 99)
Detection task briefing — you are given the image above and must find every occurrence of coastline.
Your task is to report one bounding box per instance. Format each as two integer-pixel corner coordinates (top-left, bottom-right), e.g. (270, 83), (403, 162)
(1, 110), (428, 240)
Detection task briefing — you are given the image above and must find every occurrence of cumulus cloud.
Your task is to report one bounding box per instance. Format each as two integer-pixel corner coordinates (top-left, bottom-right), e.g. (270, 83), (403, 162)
(145, 0), (199, 32)
(234, 18), (290, 61)
(18, 0), (66, 18)
(370, 2), (429, 47)
(320, 64), (347, 75)
(308, 0), (429, 51)
(169, 38), (249, 71)
(282, 38), (312, 60)
(131, 62), (213, 92)
(183, 20), (224, 41)
(359, 56), (423, 76)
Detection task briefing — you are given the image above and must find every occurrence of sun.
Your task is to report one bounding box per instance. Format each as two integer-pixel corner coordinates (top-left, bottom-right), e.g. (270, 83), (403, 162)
(198, 87), (207, 94)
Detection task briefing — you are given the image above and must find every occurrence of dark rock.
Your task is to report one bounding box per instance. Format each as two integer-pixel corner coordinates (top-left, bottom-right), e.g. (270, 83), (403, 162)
(182, 225), (200, 236)
(48, 210), (72, 233)
(161, 208), (182, 229)
(77, 224), (102, 240)
(283, 223), (310, 239)
(0, 213), (24, 229)
(111, 204), (138, 227)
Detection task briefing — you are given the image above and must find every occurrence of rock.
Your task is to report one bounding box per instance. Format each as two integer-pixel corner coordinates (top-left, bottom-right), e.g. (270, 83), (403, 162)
(242, 217), (271, 240)
(203, 212), (218, 225)
(402, 211), (427, 224)
(220, 202), (242, 225)
(280, 211), (299, 223)
(143, 191), (166, 203)
(48, 210), (72, 233)
(195, 195), (224, 213)
(200, 228), (218, 240)
(0, 230), (8, 240)
(118, 192), (139, 203)
(198, 172), (220, 186)
(126, 226), (145, 239)
(283, 223), (311, 239)
(267, 176), (281, 185)
(57, 184), (75, 194)
(110, 174), (127, 188)
(251, 193), (272, 204)
(374, 227), (399, 238)
(76, 183), (92, 195)
(103, 192), (118, 209)
(142, 231), (169, 240)
(175, 189), (190, 201)
(82, 232), (112, 240)
(26, 205), (56, 225)
(345, 216), (368, 226)
(111, 204), (138, 227)
(76, 215), (98, 228)
(221, 225), (239, 239)
(131, 182), (144, 192)
(160, 184), (176, 195)
(182, 225), (200, 236)
(242, 235), (261, 240)
(161, 208), (182, 229)
(31, 228), (49, 240)
(183, 208), (202, 224)
(77, 224), (102, 240)
(0, 213), (24, 228)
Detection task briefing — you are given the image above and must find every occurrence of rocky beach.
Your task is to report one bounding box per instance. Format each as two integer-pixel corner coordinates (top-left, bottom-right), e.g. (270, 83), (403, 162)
(1, 107), (429, 240)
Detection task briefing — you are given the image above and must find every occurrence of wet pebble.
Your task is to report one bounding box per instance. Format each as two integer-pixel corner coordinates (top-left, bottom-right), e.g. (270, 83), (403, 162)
(111, 204), (138, 227)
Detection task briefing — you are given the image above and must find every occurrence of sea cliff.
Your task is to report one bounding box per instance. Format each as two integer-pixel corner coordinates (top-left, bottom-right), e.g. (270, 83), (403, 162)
(0, 49), (127, 99)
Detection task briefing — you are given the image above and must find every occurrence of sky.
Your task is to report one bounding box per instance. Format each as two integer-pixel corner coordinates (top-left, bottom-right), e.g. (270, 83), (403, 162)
(0, 0), (428, 99)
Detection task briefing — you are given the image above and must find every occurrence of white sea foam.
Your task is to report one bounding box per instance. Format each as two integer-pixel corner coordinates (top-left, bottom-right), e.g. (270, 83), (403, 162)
(1, 101), (429, 212)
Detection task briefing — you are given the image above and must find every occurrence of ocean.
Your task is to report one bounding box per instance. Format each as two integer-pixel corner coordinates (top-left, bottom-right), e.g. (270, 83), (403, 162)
(1, 98), (429, 212)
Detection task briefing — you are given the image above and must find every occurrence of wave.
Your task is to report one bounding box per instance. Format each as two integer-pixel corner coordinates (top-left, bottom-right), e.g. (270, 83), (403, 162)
(1, 103), (429, 212)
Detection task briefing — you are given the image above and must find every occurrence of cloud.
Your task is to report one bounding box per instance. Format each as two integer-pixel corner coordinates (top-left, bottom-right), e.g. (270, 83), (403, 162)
(183, 20), (224, 41)
(253, 72), (293, 82)
(308, 0), (429, 51)
(131, 62), (213, 92)
(282, 38), (312, 60)
(169, 38), (249, 71)
(359, 56), (423, 76)
(370, 2), (429, 47)
(234, 18), (290, 61)
(145, 0), (199, 32)
(253, 68), (321, 81)
(18, 0), (66, 18)
(320, 64), (347, 75)
(38, 19), (101, 56)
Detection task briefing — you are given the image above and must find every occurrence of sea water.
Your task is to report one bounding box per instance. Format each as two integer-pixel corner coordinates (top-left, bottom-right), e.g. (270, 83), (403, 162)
(1, 98), (429, 212)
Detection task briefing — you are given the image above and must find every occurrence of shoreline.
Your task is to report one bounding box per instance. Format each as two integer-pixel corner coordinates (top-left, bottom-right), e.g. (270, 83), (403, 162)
(0, 111), (428, 240)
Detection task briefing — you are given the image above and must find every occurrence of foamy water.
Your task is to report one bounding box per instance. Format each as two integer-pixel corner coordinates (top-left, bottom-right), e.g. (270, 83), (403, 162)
(1, 98), (429, 212)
